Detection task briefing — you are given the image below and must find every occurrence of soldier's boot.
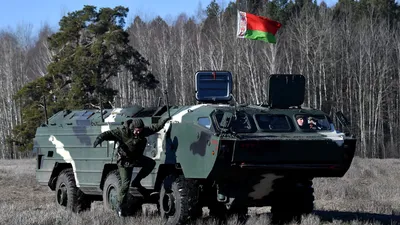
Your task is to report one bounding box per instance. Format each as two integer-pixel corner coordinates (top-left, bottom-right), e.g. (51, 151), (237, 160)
(149, 192), (160, 203)
(131, 156), (156, 197)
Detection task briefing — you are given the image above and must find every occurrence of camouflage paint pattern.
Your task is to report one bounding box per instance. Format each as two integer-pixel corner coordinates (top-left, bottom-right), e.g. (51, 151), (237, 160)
(34, 71), (356, 206)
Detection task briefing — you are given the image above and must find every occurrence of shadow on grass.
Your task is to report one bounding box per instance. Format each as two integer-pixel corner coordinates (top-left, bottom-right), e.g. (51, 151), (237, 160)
(313, 210), (400, 225)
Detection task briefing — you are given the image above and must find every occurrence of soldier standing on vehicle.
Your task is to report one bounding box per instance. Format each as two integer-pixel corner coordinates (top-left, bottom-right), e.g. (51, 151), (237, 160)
(93, 117), (170, 217)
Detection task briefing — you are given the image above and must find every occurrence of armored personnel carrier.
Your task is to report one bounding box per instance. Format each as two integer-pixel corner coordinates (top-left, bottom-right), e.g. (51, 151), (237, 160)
(34, 71), (356, 224)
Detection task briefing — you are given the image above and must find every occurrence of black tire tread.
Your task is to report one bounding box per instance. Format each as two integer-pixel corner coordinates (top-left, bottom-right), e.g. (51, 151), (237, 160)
(161, 175), (202, 225)
(102, 170), (143, 216)
(55, 168), (91, 213)
(102, 170), (121, 210)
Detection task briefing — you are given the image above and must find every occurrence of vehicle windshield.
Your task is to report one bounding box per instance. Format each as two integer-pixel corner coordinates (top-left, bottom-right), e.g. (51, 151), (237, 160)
(254, 114), (292, 131)
(213, 110), (255, 133)
(295, 114), (332, 131)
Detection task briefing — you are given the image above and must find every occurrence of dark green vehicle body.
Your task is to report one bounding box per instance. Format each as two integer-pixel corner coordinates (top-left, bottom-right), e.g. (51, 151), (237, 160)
(34, 71), (356, 224)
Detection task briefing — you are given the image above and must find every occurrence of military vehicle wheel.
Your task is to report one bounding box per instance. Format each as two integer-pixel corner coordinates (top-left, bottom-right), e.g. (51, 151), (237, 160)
(102, 170), (121, 211)
(270, 179), (314, 224)
(159, 175), (201, 225)
(55, 168), (91, 213)
(102, 170), (142, 216)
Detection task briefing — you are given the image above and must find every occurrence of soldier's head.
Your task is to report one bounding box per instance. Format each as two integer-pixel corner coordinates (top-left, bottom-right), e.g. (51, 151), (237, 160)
(130, 119), (144, 135)
(296, 115), (304, 126)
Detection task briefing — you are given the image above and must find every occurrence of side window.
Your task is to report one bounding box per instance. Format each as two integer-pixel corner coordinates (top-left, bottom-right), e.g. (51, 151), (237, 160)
(255, 114), (292, 131)
(295, 114), (332, 131)
(198, 117), (211, 129)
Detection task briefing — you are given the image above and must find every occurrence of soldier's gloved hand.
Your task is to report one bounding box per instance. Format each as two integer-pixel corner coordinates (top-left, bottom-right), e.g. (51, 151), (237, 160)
(93, 137), (102, 148)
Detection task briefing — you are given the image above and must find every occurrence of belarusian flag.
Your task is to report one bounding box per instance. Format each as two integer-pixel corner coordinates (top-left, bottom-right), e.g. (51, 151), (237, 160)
(237, 10), (282, 43)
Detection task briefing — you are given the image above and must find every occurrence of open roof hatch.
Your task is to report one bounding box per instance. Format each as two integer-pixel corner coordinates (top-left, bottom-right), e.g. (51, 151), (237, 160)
(267, 74), (305, 108)
(195, 71), (233, 104)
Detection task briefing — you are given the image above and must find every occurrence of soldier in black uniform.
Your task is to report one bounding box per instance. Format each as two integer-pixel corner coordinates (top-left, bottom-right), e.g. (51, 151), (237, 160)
(93, 117), (170, 216)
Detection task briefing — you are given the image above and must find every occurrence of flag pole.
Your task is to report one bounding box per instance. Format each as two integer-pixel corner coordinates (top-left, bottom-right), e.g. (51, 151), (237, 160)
(235, 0), (239, 101)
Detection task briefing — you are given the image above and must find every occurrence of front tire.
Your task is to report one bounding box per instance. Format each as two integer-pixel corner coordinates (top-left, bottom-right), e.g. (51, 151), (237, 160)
(55, 168), (91, 213)
(159, 175), (202, 225)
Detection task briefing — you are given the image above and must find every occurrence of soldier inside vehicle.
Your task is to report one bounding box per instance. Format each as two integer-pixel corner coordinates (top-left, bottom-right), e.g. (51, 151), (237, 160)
(295, 114), (331, 131)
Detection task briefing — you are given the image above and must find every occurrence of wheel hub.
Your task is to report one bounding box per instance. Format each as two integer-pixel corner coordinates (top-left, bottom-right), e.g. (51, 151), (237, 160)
(162, 193), (175, 215)
(57, 183), (67, 206)
(108, 186), (118, 210)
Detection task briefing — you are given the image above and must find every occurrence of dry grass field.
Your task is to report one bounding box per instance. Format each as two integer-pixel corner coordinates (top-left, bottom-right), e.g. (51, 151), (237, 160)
(0, 157), (399, 225)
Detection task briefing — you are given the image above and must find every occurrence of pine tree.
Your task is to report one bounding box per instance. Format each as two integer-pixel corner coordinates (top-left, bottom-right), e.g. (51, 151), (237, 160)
(9, 5), (159, 152)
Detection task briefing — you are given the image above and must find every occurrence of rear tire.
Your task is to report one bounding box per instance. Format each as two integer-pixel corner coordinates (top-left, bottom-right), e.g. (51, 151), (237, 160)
(102, 170), (121, 211)
(102, 170), (142, 216)
(55, 168), (91, 213)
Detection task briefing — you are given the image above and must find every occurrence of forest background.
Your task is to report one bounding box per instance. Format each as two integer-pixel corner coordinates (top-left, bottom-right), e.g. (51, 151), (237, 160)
(0, 0), (399, 160)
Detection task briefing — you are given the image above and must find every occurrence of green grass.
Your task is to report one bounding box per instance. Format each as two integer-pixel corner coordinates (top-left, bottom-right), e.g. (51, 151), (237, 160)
(0, 157), (399, 225)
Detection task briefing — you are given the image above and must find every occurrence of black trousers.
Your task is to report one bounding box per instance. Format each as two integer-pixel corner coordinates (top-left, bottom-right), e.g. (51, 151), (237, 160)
(117, 155), (156, 208)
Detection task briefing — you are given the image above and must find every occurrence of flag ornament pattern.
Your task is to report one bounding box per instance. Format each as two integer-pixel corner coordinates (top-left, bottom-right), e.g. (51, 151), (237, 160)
(237, 10), (282, 43)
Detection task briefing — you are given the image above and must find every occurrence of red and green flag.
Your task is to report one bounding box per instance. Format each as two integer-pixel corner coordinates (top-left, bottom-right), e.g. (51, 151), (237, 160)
(237, 10), (282, 43)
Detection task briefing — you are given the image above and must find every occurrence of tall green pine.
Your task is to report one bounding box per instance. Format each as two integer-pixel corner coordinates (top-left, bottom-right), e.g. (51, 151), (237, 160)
(9, 5), (159, 152)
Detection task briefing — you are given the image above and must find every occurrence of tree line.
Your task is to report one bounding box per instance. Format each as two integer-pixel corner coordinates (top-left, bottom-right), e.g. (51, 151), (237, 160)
(0, 0), (399, 159)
